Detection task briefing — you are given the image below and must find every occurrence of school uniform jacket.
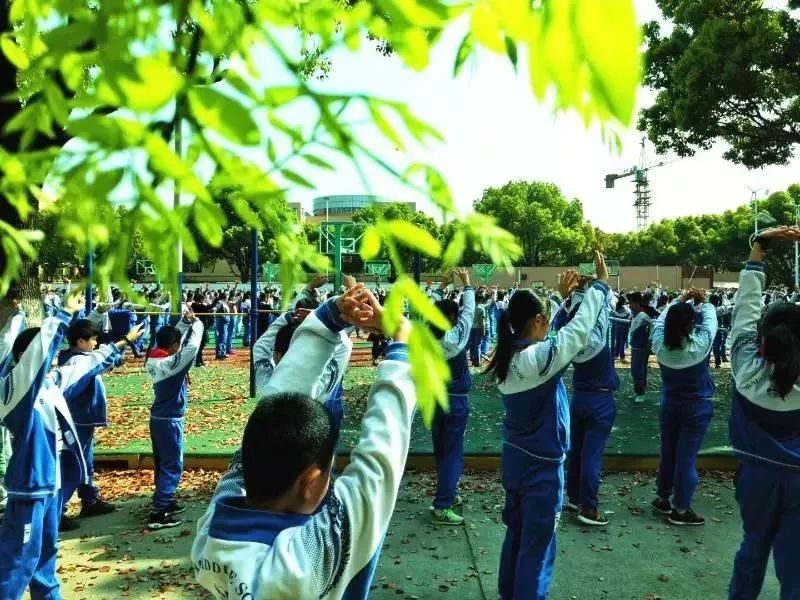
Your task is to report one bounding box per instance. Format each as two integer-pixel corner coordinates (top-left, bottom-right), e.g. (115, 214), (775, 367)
(729, 261), (800, 470)
(0, 309), (26, 379)
(651, 301), (717, 400)
(552, 289), (620, 393)
(0, 310), (88, 498)
(191, 298), (416, 600)
(145, 319), (204, 420)
(58, 343), (125, 427)
(253, 310), (352, 401)
(629, 311), (653, 350)
(498, 281), (610, 465)
(441, 287), (475, 395)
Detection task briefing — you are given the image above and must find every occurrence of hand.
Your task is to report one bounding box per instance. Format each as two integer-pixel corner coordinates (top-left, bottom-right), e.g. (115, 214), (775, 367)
(294, 308), (313, 323)
(338, 285), (382, 332)
(454, 267), (470, 286)
(594, 251), (608, 283)
(63, 291), (85, 315)
(308, 275), (327, 290)
(343, 274), (357, 289)
(126, 322), (146, 343)
(558, 269), (579, 299)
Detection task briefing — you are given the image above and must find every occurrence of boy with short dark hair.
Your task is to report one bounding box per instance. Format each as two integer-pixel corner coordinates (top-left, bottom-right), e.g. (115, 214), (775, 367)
(192, 286), (415, 599)
(57, 317), (144, 531)
(145, 313), (204, 529)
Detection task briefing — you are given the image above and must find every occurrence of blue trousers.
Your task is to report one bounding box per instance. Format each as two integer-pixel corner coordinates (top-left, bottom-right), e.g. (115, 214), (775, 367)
(469, 329), (483, 367)
(60, 425), (100, 510)
(226, 318), (235, 354)
(342, 533), (385, 600)
(431, 394), (469, 509)
(214, 321), (228, 358)
(712, 329), (728, 367)
(150, 418), (184, 512)
(499, 455), (562, 600)
(630, 348), (649, 396)
(566, 391), (616, 512)
(656, 398), (712, 510)
(729, 460), (800, 599)
(612, 324), (629, 360)
(0, 493), (61, 600)
(242, 316), (251, 347)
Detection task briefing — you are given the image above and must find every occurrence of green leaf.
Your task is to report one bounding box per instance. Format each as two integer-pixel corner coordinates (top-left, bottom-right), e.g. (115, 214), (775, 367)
(453, 32), (474, 76)
(143, 133), (211, 202)
(188, 86), (261, 145)
(384, 220), (441, 258)
(66, 116), (146, 149)
(409, 321), (450, 426)
(193, 201), (225, 247)
(301, 153), (335, 171)
(269, 115), (303, 145)
(279, 168), (314, 189)
(263, 86), (301, 106)
(228, 193), (262, 228)
(360, 226), (382, 260)
(470, 0), (505, 53)
(95, 55), (182, 112)
(267, 139), (277, 163)
(504, 36), (518, 71)
(574, 0), (641, 125)
(367, 101), (405, 151)
(43, 81), (69, 126)
(381, 285), (406, 337)
(441, 229), (466, 269)
(394, 276), (450, 331)
(1, 34), (29, 70)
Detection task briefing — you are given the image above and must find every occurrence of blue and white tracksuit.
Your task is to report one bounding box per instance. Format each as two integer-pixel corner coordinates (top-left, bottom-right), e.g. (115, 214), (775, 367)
(712, 305), (732, 367)
(651, 300), (717, 511)
(432, 287), (475, 510)
(496, 280), (609, 600)
(213, 302), (230, 359)
(57, 343), (125, 509)
(629, 311), (653, 396)
(145, 320), (204, 513)
(192, 299), (415, 600)
(610, 308), (631, 360)
(728, 262), (800, 599)
(0, 310), (88, 600)
(0, 310), (26, 497)
(552, 289), (620, 513)
(253, 309), (352, 433)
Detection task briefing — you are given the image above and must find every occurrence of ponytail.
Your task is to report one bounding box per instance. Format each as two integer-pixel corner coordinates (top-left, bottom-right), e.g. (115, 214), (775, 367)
(485, 290), (544, 383)
(663, 302), (695, 350)
(761, 303), (800, 398)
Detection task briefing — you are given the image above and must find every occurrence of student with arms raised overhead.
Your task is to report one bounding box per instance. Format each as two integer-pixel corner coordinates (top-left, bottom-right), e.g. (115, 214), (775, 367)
(727, 226), (800, 600)
(485, 252), (610, 600)
(0, 296), (25, 514)
(191, 284), (415, 599)
(649, 286), (717, 525)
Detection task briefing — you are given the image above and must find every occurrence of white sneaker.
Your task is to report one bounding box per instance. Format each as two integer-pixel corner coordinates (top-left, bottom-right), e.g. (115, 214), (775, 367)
(564, 500), (579, 512)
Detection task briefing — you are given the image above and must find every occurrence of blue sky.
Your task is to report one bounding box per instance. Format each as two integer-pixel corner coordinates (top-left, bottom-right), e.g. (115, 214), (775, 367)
(282, 0), (800, 233)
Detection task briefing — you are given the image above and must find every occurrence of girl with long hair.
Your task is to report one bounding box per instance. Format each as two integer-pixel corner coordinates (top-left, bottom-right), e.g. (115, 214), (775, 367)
(650, 288), (717, 525)
(728, 226), (800, 599)
(485, 252), (609, 599)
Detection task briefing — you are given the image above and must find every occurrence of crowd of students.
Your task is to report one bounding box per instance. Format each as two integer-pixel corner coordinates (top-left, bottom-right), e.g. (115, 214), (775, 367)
(3, 227), (800, 598)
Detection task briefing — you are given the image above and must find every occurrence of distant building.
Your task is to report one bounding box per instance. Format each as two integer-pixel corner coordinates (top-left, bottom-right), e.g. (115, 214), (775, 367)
(304, 195), (416, 223)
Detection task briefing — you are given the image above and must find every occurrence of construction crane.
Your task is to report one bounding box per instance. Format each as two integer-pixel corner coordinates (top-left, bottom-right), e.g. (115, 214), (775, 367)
(604, 138), (677, 231)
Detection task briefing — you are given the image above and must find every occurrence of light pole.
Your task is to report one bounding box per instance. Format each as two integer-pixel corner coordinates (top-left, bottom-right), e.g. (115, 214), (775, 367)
(748, 186), (769, 236)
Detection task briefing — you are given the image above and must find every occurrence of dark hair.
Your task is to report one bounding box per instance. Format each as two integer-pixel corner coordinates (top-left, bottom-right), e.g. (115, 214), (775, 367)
(627, 292), (644, 306)
(431, 299), (459, 339)
(485, 290), (546, 383)
(243, 394), (336, 501)
(274, 322), (298, 356)
(295, 296), (320, 311)
(12, 327), (40, 363)
(67, 319), (101, 347)
(761, 303), (800, 398)
(663, 302), (696, 350)
(616, 297), (627, 311)
(155, 325), (182, 350)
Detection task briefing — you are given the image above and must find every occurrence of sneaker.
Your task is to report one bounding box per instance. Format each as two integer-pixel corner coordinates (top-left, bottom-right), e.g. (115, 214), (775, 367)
(147, 511), (182, 530)
(80, 499), (116, 518)
(578, 510), (609, 526)
(651, 498), (672, 515)
(564, 500), (579, 512)
(430, 507), (464, 526)
(215, 355), (228, 361)
(668, 508), (705, 526)
(59, 515), (81, 532)
(165, 501), (186, 516)
(634, 395), (645, 404)
(453, 494), (463, 508)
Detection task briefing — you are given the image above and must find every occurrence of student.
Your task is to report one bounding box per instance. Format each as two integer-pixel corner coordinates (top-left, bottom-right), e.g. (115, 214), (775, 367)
(0, 293), (87, 600)
(708, 293), (732, 368)
(213, 292), (230, 361)
(610, 297), (632, 362)
(429, 267), (475, 525)
(469, 292), (487, 367)
(485, 252), (610, 600)
(552, 275), (619, 527)
(145, 312), (204, 529)
(241, 292), (252, 348)
(56, 319), (145, 531)
(650, 289), (717, 526)
(226, 288), (239, 356)
(191, 286), (415, 599)
(628, 292), (659, 403)
(727, 226), (800, 599)
(0, 298), (25, 513)
(190, 292), (210, 367)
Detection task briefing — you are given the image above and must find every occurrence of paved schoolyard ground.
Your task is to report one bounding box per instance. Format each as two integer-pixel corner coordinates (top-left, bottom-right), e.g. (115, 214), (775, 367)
(47, 469), (778, 600)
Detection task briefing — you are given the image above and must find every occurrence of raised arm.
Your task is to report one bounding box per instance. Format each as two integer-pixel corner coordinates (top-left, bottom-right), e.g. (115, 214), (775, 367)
(441, 287), (475, 357)
(253, 311), (291, 395)
(57, 343), (124, 400)
(148, 319), (204, 379)
(0, 311), (26, 378)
